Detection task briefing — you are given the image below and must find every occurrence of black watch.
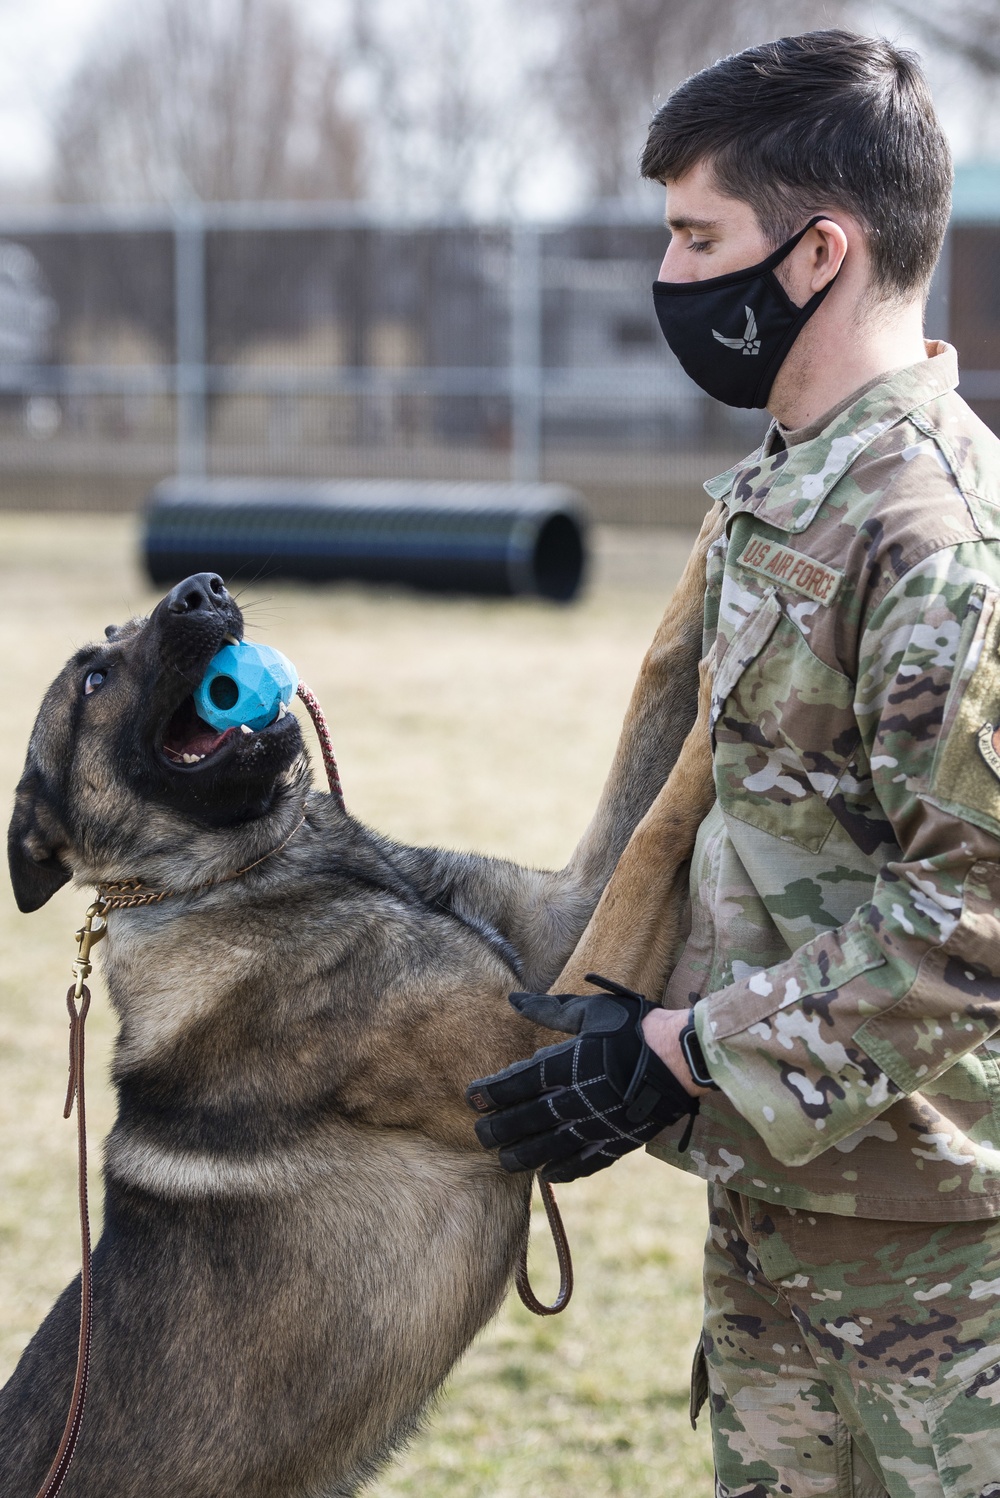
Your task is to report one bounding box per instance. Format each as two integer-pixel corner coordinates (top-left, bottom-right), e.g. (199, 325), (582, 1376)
(679, 1007), (720, 1091)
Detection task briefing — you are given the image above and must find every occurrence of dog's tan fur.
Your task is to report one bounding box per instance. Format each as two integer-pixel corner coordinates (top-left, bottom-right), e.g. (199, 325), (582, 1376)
(555, 654), (715, 998)
(2, 505), (722, 1497)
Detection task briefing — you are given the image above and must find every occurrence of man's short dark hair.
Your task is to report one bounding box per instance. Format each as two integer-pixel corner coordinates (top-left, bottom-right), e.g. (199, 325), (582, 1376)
(640, 30), (952, 298)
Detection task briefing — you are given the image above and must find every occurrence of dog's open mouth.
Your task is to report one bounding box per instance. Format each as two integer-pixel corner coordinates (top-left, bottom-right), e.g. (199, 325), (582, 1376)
(159, 693), (292, 771)
(161, 696), (239, 767)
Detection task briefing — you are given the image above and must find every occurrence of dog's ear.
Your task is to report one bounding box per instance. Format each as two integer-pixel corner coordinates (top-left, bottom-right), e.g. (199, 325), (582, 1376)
(7, 773), (72, 912)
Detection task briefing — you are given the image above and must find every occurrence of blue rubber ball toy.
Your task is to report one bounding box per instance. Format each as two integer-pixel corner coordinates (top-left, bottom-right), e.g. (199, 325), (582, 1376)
(194, 640), (299, 733)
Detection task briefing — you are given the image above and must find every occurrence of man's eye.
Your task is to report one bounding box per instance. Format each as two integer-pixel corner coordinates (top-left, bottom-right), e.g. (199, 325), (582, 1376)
(84, 670), (107, 695)
(690, 239), (713, 253)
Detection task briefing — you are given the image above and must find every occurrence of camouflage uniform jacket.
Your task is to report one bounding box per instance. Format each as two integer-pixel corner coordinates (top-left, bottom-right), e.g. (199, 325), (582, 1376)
(649, 343), (1000, 1220)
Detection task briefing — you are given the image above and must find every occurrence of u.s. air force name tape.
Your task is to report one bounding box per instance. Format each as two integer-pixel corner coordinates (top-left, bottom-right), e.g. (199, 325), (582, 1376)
(735, 537), (843, 605)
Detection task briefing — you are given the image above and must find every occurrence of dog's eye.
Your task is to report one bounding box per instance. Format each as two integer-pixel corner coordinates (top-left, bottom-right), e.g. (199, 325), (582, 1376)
(83, 670), (107, 696)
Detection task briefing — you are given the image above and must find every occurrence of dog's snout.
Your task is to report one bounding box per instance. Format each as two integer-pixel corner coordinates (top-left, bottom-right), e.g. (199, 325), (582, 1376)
(167, 573), (229, 616)
(158, 572), (241, 681)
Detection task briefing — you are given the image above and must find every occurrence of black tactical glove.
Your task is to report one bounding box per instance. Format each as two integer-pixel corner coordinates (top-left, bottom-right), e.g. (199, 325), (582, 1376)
(466, 973), (699, 1183)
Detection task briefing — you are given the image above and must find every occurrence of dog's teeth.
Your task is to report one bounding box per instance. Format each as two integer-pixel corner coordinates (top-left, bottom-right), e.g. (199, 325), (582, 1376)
(277, 702), (287, 719)
(240, 724), (253, 735)
(181, 753), (200, 764)
(223, 633), (239, 646)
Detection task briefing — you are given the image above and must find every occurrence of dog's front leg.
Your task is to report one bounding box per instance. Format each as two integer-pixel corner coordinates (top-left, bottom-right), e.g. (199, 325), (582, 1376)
(337, 662), (716, 1152)
(505, 500), (725, 987)
(562, 501), (724, 901)
(553, 652), (716, 1001)
(379, 504), (725, 996)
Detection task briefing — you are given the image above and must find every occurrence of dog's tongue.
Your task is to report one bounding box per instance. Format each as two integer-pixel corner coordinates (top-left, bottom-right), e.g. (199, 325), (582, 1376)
(181, 724), (231, 757)
(162, 700), (235, 762)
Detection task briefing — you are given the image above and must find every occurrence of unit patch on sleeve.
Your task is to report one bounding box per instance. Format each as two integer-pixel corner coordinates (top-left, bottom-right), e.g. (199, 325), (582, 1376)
(735, 537), (843, 605)
(931, 592), (1000, 842)
(979, 722), (1000, 783)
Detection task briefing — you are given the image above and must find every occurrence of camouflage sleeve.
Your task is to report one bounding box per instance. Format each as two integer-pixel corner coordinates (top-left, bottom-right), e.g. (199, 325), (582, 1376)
(696, 543), (1000, 1167)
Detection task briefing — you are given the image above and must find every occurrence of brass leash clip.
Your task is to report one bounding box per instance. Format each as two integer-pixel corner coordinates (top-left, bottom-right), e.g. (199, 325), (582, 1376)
(71, 904), (107, 1002)
(65, 904), (106, 1121)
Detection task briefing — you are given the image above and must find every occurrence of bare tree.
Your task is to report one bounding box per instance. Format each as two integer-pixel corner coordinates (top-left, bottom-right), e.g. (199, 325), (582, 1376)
(535, 0), (1000, 205)
(346, 0), (546, 217)
(48, 0), (1000, 215)
(535, 0), (857, 203)
(884, 0), (1000, 76)
(53, 0), (361, 204)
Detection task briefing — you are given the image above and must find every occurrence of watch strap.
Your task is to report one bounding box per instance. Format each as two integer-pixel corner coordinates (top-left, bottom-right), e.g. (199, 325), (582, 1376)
(679, 1008), (720, 1091)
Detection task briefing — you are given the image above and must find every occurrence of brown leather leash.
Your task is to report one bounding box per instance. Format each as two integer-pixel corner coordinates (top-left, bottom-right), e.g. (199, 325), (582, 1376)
(516, 1176), (574, 1315)
(32, 904), (105, 1498)
(29, 692), (340, 1498)
(31, 681), (569, 1495)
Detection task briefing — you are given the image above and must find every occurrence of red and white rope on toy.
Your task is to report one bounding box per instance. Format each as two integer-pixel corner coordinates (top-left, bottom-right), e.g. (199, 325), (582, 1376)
(296, 682), (346, 813)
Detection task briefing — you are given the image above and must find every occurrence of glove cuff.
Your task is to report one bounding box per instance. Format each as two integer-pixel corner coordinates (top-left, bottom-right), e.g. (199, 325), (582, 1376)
(623, 1041), (692, 1124)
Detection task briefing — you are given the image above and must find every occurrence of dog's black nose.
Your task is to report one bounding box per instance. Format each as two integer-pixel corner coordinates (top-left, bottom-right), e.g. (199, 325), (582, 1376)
(166, 573), (229, 615)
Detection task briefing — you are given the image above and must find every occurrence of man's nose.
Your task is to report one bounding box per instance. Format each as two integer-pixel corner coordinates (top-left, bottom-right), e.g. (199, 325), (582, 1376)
(656, 241), (698, 285)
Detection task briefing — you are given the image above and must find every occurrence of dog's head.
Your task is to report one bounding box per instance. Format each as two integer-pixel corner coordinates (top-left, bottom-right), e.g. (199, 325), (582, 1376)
(8, 573), (307, 912)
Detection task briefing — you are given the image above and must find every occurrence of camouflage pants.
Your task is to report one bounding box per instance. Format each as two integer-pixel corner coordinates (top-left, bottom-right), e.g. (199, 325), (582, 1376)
(697, 1184), (1000, 1497)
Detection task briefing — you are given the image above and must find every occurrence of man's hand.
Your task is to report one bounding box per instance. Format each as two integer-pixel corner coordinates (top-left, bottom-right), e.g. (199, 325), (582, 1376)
(465, 974), (701, 1183)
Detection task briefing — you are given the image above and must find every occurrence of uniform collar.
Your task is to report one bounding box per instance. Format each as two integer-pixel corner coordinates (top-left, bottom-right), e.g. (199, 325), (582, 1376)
(702, 342), (960, 534)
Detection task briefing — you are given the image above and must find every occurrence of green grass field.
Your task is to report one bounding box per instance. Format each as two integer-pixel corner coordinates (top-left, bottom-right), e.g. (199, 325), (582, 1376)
(0, 514), (715, 1495)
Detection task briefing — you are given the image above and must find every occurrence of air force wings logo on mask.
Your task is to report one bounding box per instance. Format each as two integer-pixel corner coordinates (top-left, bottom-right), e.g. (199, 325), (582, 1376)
(713, 306), (761, 356)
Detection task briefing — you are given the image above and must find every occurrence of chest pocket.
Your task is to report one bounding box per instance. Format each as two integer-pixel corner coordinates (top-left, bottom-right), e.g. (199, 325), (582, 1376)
(712, 588), (859, 853)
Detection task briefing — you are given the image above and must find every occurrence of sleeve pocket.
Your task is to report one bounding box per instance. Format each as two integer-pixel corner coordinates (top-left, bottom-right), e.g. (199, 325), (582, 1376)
(710, 589), (782, 735)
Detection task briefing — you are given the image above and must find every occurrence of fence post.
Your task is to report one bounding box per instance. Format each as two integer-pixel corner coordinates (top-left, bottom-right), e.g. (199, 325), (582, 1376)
(510, 223), (542, 483)
(174, 204), (207, 478)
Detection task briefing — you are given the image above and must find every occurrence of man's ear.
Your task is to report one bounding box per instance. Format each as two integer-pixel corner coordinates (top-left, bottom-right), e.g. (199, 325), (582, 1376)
(7, 775), (72, 912)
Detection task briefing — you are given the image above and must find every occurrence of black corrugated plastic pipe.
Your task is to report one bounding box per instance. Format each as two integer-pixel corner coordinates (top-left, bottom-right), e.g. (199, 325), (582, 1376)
(143, 479), (588, 602)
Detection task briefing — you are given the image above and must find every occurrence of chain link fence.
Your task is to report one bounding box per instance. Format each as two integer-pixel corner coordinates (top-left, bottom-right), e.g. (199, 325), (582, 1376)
(0, 204), (992, 525)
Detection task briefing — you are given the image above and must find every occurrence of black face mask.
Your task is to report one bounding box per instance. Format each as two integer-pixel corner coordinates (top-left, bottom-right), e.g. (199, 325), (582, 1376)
(652, 216), (839, 409)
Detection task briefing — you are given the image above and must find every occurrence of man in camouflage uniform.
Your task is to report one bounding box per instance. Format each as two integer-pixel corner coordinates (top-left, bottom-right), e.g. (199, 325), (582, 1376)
(469, 30), (1000, 1498)
(649, 341), (1000, 1495)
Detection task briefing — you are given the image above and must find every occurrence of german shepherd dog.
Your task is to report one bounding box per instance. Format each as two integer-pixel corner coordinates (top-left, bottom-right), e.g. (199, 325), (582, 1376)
(3, 508), (721, 1497)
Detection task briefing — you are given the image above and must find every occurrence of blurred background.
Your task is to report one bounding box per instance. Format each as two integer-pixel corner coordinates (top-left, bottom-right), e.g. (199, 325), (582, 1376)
(0, 0), (996, 524)
(2, 4), (1000, 1495)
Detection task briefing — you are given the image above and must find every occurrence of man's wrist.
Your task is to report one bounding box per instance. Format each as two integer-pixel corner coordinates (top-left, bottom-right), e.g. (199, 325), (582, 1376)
(641, 1006), (716, 1097)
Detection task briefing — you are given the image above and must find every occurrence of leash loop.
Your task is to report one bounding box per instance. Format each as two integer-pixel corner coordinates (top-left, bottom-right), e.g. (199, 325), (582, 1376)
(515, 1176), (574, 1316)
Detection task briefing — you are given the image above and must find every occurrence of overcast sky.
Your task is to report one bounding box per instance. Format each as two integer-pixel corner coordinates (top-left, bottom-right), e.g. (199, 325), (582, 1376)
(0, 0), (111, 187)
(0, 0), (996, 201)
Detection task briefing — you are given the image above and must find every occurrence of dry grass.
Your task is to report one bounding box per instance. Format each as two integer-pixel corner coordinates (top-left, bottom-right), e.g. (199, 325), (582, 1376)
(0, 514), (715, 1495)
